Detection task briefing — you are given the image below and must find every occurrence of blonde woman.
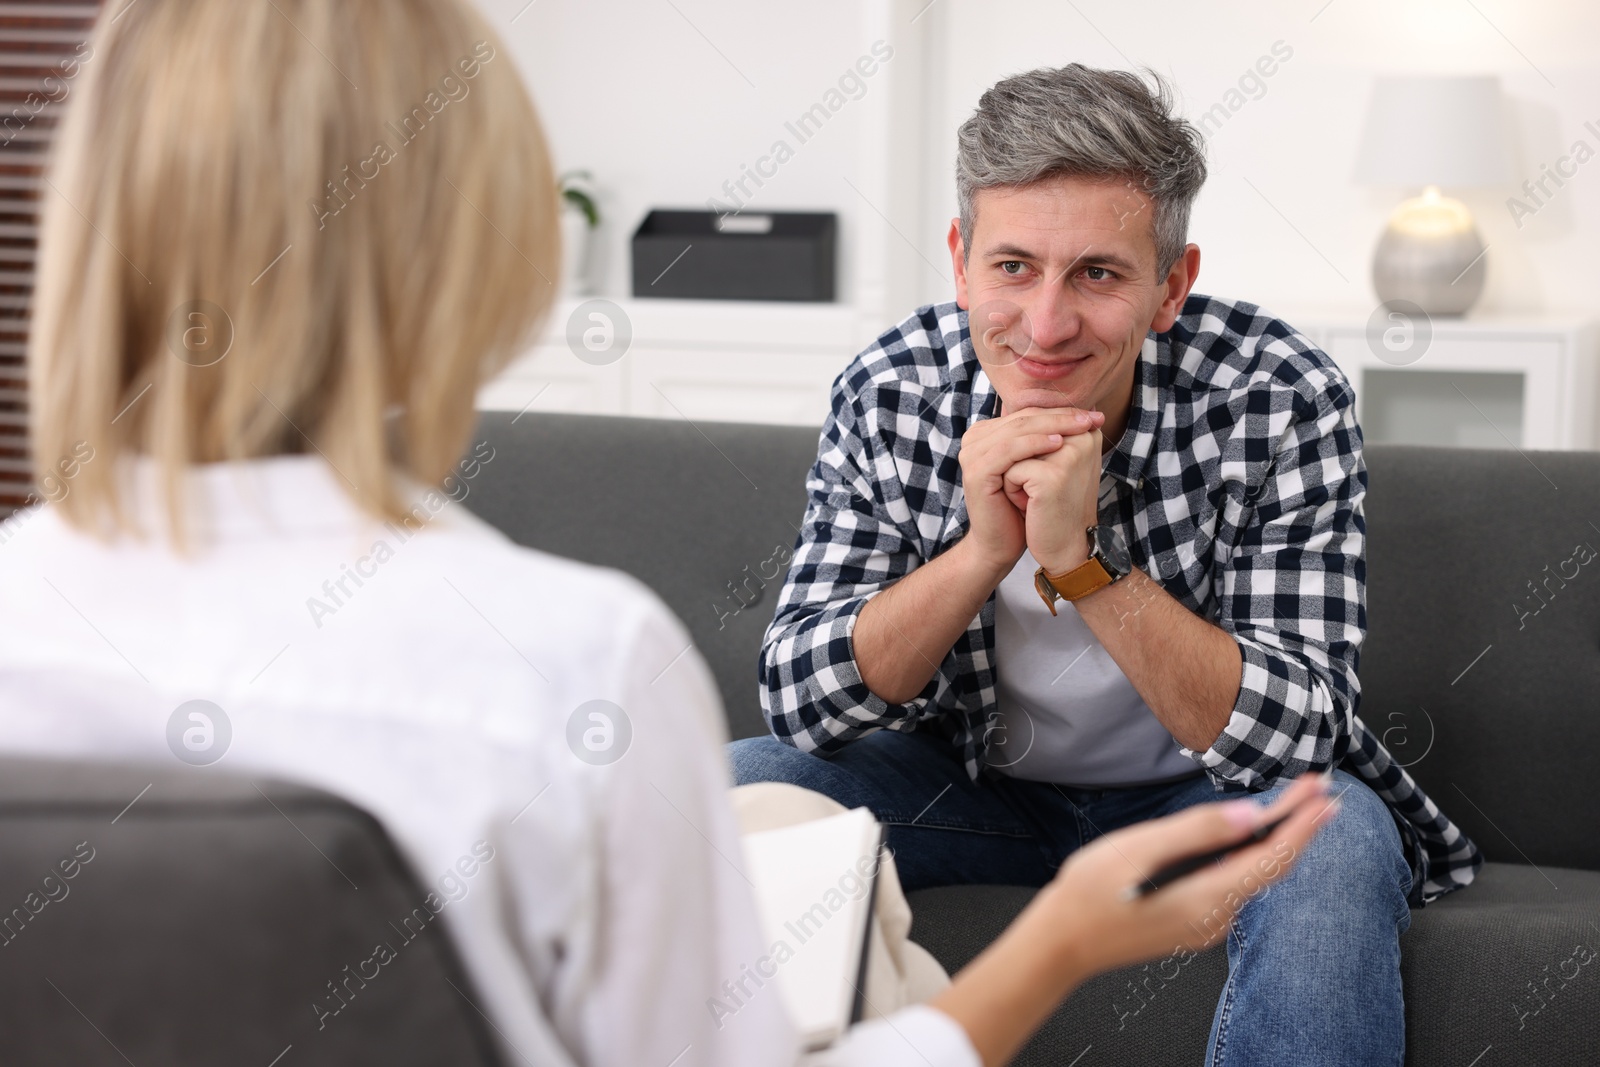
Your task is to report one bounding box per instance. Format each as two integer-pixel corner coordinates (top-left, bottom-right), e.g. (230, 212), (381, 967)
(0, 2), (1334, 1065)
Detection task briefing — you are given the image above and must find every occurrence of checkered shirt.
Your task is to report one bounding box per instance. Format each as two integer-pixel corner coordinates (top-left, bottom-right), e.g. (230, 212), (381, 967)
(758, 295), (1482, 904)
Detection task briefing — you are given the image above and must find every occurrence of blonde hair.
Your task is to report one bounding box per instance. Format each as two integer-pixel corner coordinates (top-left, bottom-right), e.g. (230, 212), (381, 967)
(29, 0), (558, 541)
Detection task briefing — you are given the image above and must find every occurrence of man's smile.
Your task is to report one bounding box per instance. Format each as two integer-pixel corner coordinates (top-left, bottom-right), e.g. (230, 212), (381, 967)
(1015, 353), (1091, 381)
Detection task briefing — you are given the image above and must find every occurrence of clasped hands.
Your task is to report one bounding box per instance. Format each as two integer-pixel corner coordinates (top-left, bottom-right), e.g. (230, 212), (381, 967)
(958, 406), (1107, 579)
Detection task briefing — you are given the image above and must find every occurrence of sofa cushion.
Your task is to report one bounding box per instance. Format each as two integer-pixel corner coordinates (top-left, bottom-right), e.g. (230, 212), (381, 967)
(907, 861), (1600, 1067)
(0, 759), (501, 1066)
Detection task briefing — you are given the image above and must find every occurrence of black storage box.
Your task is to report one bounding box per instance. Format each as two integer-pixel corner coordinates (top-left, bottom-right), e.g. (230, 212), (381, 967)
(631, 209), (836, 302)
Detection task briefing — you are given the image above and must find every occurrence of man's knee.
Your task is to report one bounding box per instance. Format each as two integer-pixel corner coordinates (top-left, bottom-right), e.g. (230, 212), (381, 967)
(1307, 772), (1405, 873)
(727, 734), (822, 788)
(727, 727), (967, 821)
(1258, 771), (1411, 925)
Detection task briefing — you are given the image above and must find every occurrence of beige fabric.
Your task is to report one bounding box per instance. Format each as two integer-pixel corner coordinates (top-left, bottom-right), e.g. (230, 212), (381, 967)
(730, 782), (951, 1020)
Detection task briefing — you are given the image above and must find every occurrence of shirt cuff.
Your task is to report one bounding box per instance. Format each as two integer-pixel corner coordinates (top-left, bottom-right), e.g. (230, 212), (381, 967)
(804, 1005), (979, 1067)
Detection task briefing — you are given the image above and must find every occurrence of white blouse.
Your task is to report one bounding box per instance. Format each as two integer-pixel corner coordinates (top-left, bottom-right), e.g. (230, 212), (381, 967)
(0, 456), (975, 1067)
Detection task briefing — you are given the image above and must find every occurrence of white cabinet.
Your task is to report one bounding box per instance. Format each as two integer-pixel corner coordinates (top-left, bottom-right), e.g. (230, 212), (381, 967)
(479, 297), (874, 427)
(1282, 311), (1599, 451)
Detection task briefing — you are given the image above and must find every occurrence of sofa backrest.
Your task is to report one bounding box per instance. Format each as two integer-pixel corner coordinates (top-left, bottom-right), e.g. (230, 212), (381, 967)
(469, 411), (817, 741)
(470, 413), (1600, 872)
(1358, 445), (1600, 872)
(0, 760), (503, 1066)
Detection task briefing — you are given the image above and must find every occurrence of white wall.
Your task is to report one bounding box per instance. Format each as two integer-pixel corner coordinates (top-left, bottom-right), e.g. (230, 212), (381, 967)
(472, 0), (932, 347)
(474, 0), (1600, 333)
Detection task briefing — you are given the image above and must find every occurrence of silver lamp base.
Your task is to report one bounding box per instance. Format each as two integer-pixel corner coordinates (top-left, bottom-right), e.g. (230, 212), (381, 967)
(1371, 186), (1487, 317)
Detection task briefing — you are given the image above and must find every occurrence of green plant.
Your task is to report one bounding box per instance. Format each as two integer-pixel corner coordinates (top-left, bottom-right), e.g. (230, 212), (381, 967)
(560, 170), (599, 229)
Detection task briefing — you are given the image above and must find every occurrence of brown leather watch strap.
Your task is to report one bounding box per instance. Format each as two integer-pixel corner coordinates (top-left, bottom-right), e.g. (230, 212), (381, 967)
(1034, 556), (1115, 614)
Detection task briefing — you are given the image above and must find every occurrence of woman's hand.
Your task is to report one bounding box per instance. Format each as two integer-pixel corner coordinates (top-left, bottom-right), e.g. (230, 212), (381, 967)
(930, 771), (1337, 1067)
(1037, 770), (1335, 976)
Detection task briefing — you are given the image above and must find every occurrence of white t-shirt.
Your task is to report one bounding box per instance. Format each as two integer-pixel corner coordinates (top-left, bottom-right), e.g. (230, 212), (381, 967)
(987, 549), (1199, 787)
(0, 456), (973, 1067)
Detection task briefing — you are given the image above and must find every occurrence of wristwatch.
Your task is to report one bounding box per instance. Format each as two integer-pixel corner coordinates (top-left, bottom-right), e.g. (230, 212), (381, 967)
(1034, 525), (1131, 615)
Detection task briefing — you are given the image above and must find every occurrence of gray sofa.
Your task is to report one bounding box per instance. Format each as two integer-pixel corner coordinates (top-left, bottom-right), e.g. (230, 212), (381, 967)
(465, 412), (1600, 1067)
(3, 410), (1597, 1065)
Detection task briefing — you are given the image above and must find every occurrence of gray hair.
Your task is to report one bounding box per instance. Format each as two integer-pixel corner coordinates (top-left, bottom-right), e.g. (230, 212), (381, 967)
(955, 64), (1207, 273)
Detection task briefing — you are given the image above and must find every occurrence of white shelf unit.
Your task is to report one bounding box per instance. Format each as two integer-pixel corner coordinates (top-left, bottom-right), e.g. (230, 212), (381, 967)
(475, 0), (938, 431)
(1281, 312), (1600, 451)
(477, 297), (877, 427)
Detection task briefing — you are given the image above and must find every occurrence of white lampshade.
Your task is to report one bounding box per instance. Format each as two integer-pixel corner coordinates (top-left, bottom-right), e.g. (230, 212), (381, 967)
(1353, 75), (1512, 188)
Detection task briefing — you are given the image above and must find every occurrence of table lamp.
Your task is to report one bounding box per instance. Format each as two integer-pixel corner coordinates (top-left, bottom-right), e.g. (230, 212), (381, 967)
(1353, 75), (1512, 316)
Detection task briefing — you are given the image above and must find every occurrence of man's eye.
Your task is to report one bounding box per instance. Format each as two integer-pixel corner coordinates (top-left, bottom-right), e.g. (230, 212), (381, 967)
(999, 261), (1024, 275)
(1083, 266), (1113, 281)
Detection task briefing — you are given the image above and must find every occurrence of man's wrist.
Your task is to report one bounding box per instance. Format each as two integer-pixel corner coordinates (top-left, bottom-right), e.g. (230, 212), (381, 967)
(1034, 534), (1091, 578)
(952, 534), (1020, 589)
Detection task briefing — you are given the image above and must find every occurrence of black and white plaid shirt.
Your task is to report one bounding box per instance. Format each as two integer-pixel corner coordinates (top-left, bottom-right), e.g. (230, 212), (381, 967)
(759, 295), (1482, 904)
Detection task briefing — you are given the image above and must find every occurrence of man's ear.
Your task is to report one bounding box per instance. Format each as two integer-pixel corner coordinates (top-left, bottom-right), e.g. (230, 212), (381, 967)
(948, 218), (970, 309)
(1150, 244), (1201, 333)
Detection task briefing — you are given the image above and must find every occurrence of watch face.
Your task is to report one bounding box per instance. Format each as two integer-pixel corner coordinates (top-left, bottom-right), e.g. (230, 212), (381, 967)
(1094, 524), (1132, 576)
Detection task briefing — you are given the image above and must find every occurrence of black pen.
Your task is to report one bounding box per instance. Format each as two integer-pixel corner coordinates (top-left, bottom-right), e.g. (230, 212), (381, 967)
(1120, 809), (1294, 902)
(1121, 770), (1338, 901)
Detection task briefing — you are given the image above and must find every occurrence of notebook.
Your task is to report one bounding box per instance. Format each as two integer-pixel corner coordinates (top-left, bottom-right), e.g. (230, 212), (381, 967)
(739, 807), (886, 1050)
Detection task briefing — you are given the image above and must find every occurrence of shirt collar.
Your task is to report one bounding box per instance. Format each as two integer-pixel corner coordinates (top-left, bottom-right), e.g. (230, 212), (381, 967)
(946, 307), (995, 429)
(1102, 334), (1163, 491)
(116, 454), (483, 546)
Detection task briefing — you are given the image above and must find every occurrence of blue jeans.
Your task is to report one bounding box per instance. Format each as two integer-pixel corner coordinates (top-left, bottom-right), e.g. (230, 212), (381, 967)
(729, 729), (1413, 1067)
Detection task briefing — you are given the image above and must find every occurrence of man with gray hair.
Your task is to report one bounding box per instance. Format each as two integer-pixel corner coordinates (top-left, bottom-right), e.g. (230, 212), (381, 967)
(731, 64), (1480, 1063)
